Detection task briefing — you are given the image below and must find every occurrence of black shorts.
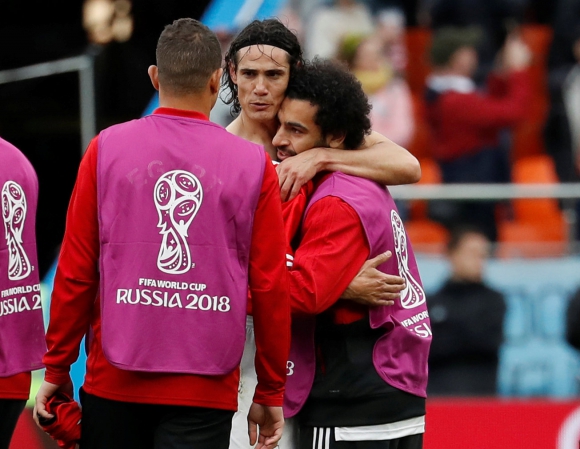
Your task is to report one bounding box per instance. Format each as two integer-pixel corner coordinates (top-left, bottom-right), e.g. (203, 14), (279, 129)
(0, 399), (26, 449)
(79, 389), (234, 449)
(299, 426), (423, 449)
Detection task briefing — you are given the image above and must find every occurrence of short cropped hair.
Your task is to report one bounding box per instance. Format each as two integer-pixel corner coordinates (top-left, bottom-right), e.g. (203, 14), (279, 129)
(223, 19), (303, 114)
(156, 18), (222, 95)
(285, 59), (371, 150)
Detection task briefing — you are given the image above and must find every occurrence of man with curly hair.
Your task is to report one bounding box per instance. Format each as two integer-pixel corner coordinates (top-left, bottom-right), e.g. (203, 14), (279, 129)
(273, 59), (431, 449)
(223, 19), (421, 449)
(223, 18), (421, 201)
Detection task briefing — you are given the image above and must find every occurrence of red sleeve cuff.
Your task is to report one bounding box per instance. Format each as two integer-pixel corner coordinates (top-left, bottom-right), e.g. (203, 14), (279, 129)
(44, 368), (72, 386)
(253, 388), (285, 407)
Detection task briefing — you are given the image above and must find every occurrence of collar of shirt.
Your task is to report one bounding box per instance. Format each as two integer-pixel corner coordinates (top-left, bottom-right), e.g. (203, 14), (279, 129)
(153, 107), (209, 121)
(426, 75), (476, 94)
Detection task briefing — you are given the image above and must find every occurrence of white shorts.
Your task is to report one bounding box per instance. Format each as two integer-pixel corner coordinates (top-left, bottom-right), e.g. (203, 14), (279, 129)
(229, 317), (296, 449)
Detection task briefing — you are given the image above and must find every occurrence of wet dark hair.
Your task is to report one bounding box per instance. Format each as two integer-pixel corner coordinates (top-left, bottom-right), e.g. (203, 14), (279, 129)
(285, 59), (371, 150)
(156, 18), (222, 95)
(222, 19), (303, 114)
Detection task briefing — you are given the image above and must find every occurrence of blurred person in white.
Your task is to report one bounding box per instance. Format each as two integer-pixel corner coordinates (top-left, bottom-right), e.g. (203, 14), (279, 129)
(427, 225), (506, 396)
(305, 0), (375, 60)
(339, 32), (414, 148)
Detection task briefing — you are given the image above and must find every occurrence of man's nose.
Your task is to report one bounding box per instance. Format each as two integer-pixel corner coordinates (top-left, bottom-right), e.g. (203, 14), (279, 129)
(272, 130), (287, 148)
(254, 76), (268, 95)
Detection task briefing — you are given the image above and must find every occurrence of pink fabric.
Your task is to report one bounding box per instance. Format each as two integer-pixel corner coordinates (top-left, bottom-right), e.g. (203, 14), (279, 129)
(97, 113), (265, 375)
(284, 172), (431, 416)
(0, 137), (45, 377)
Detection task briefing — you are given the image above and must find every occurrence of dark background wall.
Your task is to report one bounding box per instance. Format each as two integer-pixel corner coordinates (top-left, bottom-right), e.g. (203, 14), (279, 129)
(0, 0), (211, 277)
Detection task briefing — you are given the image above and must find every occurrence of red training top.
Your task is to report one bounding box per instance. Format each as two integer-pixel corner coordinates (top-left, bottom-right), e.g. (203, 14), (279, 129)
(43, 108), (290, 410)
(288, 174), (372, 325)
(0, 372), (31, 400)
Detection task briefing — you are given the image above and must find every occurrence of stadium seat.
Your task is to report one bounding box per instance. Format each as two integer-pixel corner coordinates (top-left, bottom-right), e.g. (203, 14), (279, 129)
(404, 27), (431, 96)
(405, 219), (449, 254)
(512, 25), (553, 160)
(404, 158), (449, 252)
(498, 340), (580, 397)
(498, 155), (567, 257)
(409, 157), (441, 220)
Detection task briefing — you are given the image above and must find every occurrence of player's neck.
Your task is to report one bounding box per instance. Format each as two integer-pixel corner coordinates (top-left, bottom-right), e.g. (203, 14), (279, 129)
(227, 111), (278, 160)
(158, 91), (213, 118)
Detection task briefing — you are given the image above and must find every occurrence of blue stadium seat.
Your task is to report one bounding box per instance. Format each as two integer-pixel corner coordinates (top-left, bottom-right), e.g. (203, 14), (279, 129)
(498, 340), (580, 397)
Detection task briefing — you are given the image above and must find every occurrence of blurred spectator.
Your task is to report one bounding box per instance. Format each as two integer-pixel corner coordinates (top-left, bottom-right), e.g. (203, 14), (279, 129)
(305, 0), (374, 60)
(565, 287), (580, 351)
(425, 26), (532, 241)
(375, 8), (408, 74)
(428, 226), (506, 396)
(426, 0), (528, 81)
(339, 33), (414, 147)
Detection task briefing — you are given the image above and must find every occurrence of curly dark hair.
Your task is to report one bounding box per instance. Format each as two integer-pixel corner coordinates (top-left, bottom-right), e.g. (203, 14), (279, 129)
(222, 19), (303, 114)
(285, 59), (372, 150)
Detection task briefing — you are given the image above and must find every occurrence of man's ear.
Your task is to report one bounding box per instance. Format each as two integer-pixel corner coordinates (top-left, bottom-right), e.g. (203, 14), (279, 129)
(148, 65), (160, 91)
(209, 68), (223, 95)
(327, 132), (346, 149)
(228, 62), (238, 84)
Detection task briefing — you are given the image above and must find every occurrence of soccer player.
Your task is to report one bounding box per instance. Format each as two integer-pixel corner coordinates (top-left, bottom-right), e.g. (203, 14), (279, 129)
(223, 19), (419, 449)
(224, 19), (421, 201)
(0, 137), (45, 449)
(275, 59), (431, 449)
(34, 18), (290, 449)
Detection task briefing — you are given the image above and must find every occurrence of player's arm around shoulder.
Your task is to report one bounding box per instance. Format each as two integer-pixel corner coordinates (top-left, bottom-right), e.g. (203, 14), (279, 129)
(277, 131), (421, 200)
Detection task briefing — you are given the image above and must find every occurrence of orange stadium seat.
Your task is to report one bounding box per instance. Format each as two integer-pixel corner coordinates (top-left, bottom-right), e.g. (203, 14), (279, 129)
(409, 157), (441, 221)
(405, 158), (449, 252)
(511, 25), (553, 160)
(498, 154), (567, 257)
(405, 219), (449, 254)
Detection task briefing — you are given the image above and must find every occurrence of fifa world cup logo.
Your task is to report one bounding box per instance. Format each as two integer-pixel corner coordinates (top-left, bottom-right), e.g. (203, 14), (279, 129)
(154, 170), (203, 274)
(391, 210), (426, 309)
(2, 181), (32, 281)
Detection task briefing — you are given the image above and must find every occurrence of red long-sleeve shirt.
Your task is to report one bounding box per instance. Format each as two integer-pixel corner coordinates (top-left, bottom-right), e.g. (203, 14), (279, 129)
(288, 177), (371, 324)
(43, 108), (290, 410)
(0, 372), (30, 400)
(427, 70), (532, 161)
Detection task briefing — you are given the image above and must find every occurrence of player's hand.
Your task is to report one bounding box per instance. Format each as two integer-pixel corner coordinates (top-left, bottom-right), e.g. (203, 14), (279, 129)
(247, 403), (284, 449)
(341, 251), (404, 307)
(33, 380), (73, 427)
(277, 149), (322, 201)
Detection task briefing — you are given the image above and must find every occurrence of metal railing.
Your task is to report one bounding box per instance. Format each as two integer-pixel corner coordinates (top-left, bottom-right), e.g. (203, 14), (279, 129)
(0, 54), (96, 153)
(389, 183), (580, 200)
(390, 182), (580, 254)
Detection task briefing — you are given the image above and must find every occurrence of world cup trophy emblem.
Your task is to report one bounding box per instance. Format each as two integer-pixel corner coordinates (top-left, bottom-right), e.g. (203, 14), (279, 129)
(391, 210), (426, 309)
(154, 170), (203, 274)
(2, 181), (32, 280)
